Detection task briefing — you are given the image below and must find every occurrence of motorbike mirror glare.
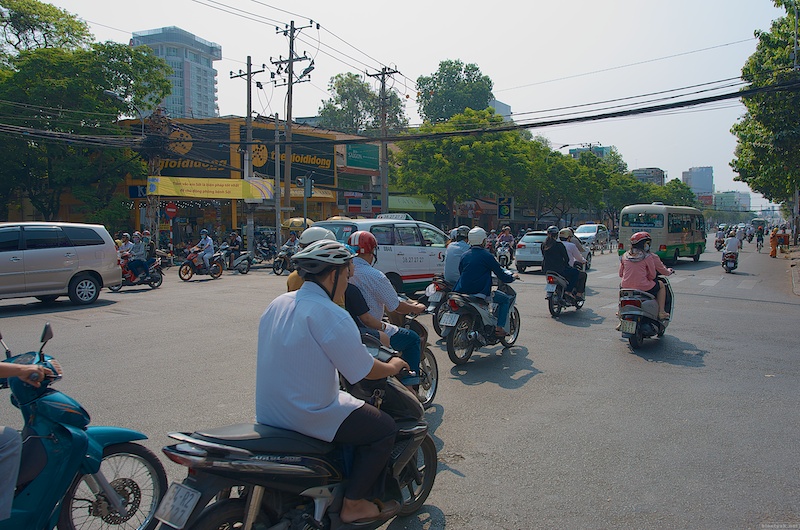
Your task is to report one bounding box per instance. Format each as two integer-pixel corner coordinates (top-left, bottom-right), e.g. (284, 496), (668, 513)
(38, 323), (53, 363)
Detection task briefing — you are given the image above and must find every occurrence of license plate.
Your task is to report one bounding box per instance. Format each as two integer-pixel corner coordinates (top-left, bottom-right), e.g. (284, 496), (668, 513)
(727, 261), (735, 267)
(439, 312), (459, 327)
(154, 482), (202, 529)
(619, 319), (637, 334)
(428, 291), (443, 303)
(545, 283), (556, 293)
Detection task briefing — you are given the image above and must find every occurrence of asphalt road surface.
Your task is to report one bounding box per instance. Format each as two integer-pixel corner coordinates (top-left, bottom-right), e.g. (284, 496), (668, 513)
(1, 239), (798, 529)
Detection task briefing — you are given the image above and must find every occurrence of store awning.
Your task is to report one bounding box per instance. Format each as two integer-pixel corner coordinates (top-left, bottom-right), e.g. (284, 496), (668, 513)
(389, 195), (435, 212)
(475, 198), (497, 215)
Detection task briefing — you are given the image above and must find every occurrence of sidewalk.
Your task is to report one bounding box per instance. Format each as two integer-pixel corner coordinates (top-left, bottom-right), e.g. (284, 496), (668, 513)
(781, 246), (800, 296)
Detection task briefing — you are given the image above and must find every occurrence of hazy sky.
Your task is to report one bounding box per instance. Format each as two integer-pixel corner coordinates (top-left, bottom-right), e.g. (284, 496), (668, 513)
(47, 0), (787, 209)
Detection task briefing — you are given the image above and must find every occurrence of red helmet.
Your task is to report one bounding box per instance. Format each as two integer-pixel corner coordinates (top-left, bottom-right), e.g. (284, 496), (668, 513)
(630, 231), (651, 245)
(348, 230), (378, 255)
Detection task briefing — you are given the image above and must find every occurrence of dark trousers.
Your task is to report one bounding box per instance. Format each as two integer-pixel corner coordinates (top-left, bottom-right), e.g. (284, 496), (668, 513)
(333, 404), (397, 500)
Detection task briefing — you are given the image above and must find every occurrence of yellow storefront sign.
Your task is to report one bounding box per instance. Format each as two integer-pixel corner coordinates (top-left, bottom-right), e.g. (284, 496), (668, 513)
(147, 176), (274, 200)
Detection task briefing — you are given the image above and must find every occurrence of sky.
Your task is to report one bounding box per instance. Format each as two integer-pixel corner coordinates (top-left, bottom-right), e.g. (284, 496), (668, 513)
(46, 0), (788, 211)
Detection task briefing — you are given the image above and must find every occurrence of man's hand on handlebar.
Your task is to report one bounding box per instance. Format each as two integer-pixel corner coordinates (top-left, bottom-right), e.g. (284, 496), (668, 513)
(387, 356), (409, 375)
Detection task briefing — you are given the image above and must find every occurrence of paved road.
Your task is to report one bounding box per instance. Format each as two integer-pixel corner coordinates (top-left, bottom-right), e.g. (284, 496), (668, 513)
(1, 241), (798, 529)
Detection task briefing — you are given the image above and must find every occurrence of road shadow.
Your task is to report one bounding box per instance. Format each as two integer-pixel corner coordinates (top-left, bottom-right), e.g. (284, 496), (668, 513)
(387, 505), (446, 529)
(444, 345), (541, 390)
(551, 307), (605, 328)
(674, 259), (727, 272)
(626, 334), (707, 367)
(0, 298), (116, 318)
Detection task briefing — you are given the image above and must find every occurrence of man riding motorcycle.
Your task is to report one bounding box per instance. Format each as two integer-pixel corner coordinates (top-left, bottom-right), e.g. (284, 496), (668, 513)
(443, 225), (470, 285)
(196, 228), (215, 271)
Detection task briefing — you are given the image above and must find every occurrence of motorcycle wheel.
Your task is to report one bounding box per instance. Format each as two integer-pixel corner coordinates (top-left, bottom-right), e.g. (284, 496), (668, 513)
(446, 314), (475, 365)
(57, 442), (167, 530)
(499, 255), (508, 268)
(397, 434), (437, 516)
(500, 306), (520, 347)
(272, 258), (286, 276)
(236, 260), (250, 274)
(148, 271), (163, 289)
(209, 262), (224, 279)
(188, 498), (272, 530)
(178, 263), (194, 281)
(109, 283), (123, 292)
(517, 265), (527, 274)
(417, 348), (438, 409)
(431, 302), (447, 338)
(548, 288), (563, 317)
(628, 328), (644, 349)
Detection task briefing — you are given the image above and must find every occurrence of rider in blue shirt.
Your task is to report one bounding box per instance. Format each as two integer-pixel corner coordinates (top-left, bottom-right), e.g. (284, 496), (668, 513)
(443, 225), (470, 285)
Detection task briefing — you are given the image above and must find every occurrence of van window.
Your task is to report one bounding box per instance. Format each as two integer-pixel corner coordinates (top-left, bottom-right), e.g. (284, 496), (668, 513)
(0, 226), (20, 252)
(23, 226), (71, 249)
(419, 226), (447, 247)
(395, 226), (423, 246)
(371, 225), (394, 245)
(62, 226), (105, 246)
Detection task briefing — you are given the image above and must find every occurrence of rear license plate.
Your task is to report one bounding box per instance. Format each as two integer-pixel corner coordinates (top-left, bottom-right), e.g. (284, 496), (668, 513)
(545, 283), (556, 293)
(727, 261), (735, 267)
(439, 312), (459, 327)
(154, 482), (202, 529)
(428, 291), (443, 303)
(619, 319), (637, 334)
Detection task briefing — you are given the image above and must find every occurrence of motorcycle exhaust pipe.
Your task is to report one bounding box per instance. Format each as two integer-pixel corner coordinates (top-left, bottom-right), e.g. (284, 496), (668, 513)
(467, 331), (487, 345)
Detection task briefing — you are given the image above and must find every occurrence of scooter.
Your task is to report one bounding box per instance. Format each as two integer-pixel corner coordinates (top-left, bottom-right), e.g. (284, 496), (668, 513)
(109, 252), (164, 291)
(618, 276), (674, 349)
(252, 242), (277, 264)
(495, 241), (513, 268)
(272, 243), (297, 276)
(178, 247), (225, 281)
(722, 251), (738, 273)
(0, 323), (167, 530)
(386, 302), (439, 409)
(439, 281), (520, 365)
(544, 270), (585, 317)
(422, 274), (452, 338)
(218, 242), (254, 274)
(154, 335), (436, 530)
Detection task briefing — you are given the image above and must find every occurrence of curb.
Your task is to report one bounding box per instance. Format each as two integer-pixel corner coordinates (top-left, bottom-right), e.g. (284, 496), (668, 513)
(784, 249), (800, 296)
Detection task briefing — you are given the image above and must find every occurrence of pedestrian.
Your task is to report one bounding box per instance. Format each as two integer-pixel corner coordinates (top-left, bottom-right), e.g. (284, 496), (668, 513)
(769, 227), (779, 258)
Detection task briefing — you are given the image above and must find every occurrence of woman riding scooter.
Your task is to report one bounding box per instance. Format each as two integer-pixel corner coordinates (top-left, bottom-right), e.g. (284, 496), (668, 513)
(619, 231), (673, 320)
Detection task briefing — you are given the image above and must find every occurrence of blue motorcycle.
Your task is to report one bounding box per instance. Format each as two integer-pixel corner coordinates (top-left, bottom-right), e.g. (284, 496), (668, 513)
(0, 323), (167, 530)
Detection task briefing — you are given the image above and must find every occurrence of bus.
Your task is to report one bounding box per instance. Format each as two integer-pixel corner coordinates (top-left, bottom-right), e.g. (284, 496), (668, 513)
(618, 203), (706, 263)
(750, 218), (767, 229)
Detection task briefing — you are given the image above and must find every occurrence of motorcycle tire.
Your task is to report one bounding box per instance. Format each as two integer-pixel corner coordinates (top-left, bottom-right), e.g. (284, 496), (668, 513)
(209, 262), (224, 279)
(108, 283), (123, 292)
(188, 498), (271, 530)
(178, 263), (194, 281)
(517, 265), (527, 274)
(432, 301), (448, 338)
(417, 347), (438, 409)
(446, 314), (476, 365)
(397, 434), (437, 516)
(628, 327), (644, 349)
(500, 306), (520, 347)
(57, 442), (167, 530)
(273, 258), (286, 276)
(236, 260), (250, 274)
(548, 287), (563, 317)
(148, 270), (163, 289)
(499, 255), (509, 268)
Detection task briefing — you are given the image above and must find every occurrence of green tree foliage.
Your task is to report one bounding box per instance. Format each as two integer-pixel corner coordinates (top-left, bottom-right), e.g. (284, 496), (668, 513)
(317, 72), (407, 136)
(416, 59), (493, 123)
(0, 0), (91, 64)
(651, 179), (700, 207)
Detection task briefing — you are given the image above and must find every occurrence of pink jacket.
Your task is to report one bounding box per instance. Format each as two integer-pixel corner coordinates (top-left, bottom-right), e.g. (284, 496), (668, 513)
(619, 252), (671, 291)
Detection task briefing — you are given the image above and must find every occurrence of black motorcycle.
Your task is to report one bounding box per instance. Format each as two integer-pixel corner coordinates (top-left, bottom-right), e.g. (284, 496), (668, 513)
(272, 243), (297, 275)
(154, 336), (436, 530)
(252, 242), (278, 264)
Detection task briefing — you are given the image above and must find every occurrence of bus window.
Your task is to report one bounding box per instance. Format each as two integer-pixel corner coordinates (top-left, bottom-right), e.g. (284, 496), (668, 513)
(621, 212), (664, 228)
(668, 213), (691, 233)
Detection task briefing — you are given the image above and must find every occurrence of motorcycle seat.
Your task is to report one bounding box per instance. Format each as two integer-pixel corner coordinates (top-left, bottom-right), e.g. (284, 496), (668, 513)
(450, 292), (489, 306)
(191, 423), (334, 455)
(619, 288), (655, 299)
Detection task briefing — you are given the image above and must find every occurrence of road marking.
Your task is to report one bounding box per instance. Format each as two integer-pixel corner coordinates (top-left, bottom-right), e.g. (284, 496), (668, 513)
(601, 303), (618, 310)
(667, 276), (687, 284)
(599, 273), (619, 279)
(737, 280), (758, 289)
(699, 279), (720, 286)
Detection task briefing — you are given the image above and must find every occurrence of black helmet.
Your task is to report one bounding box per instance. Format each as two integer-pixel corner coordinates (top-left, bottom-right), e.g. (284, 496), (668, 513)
(456, 225), (470, 240)
(547, 226), (559, 236)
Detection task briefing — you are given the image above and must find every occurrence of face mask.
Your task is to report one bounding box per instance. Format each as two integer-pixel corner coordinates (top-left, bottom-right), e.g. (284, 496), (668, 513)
(644, 243), (651, 252)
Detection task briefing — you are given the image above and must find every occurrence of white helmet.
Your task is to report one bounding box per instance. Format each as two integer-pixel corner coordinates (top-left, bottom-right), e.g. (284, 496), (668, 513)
(558, 228), (572, 239)
(468, 227), (487, 246)
(291, 240), (354, 276)
(298, 226), (335, 248)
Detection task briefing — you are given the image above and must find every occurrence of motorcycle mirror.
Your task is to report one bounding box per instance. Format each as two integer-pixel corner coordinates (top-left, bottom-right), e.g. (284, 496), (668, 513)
(38, 323), (53, 362)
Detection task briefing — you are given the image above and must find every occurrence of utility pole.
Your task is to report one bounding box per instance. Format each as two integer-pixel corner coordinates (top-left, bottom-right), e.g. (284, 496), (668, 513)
(368, 66), (398, 214)
(274, 113), (282, 246)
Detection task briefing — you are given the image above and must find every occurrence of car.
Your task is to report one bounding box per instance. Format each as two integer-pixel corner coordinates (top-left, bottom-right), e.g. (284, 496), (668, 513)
(0, 222), (122, 305)
(515, 231), (592, 273)
(574, 223), (609, 251)
(313, 218), (448, 294)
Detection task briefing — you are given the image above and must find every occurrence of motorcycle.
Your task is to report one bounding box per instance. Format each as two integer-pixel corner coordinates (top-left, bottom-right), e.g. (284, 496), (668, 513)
(618, 276), (674, 348)
(272, 243), (297, 276)
(438, 280), (520, 365)
(179, 246), (225, 281)
(495, 241), (513, 268)
(252, 242), (278, 264)
(422, 274), (452, 338)
(544, 270), (585, 317)
(218, 242), (254, 274)
(153, 335), (436, 530)
(109, 252), (164, 291)
(722, 251), (738, 273)
(387, 303), (439, 409)
(714, 238), (724, 251)
(0, 323), (167, 530)
(746, 233), (754, 243)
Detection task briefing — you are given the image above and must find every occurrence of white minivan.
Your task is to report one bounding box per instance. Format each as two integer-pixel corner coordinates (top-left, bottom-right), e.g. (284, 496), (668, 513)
(313, 219), (448, 294)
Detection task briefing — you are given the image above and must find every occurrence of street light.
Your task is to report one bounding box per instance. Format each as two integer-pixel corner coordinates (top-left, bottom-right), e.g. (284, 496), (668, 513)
(103, 89), (145, 137)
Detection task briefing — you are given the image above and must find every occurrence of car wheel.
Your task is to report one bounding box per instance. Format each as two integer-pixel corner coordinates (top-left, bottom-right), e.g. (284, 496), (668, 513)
(68, 274), (100, 305)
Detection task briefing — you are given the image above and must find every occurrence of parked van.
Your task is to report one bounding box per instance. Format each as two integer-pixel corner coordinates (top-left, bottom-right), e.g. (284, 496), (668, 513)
(0, 222), (122, 305)
(618, 203), (706, 263)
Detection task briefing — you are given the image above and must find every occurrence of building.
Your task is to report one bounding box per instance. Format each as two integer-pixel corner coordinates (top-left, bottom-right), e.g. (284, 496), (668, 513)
(714, 191), (751, 212)
(681, 166), (714, 196)
(632, 167), (665, 186)
(131, 27), (222, 119)
(488, 98), (512, 121)
(568, 145), (613, 159)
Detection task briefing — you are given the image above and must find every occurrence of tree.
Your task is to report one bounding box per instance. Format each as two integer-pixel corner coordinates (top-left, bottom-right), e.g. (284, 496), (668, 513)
(651, 179), (700, 207)
(317, 72), (407, 136)
(416, 59), (493, 123)
(0, 0), (91, 64)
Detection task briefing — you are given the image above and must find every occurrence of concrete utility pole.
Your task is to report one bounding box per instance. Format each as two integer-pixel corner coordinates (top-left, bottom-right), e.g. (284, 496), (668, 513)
(367, 66), (399, 214)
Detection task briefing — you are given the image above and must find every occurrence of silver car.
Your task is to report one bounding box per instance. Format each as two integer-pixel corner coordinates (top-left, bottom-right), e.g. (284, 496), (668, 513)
(0, 222), (122, 305)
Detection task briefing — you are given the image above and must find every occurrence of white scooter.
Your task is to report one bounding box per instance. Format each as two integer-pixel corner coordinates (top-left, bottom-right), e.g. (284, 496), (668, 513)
(495, 241), (513, 268)
(219, 242), (254, 274)
(618, 276), (674, 349)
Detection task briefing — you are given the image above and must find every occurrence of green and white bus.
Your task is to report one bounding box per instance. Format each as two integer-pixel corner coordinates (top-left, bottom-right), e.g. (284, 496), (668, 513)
(618, 203), (706, 263)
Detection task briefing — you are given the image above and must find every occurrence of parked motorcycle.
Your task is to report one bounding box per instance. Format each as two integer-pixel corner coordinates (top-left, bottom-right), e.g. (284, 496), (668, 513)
(252, 242), (277, 264)
(154, 335), (436, 530)
(179, 247), (224, 281)
(422, 274), (452, 338)
(439, 281), (520, 365)
(544, 271), (585, 317)
(722, 251), (738, 273)
(0, 323), (167, 530)
(109, 252), (164, 291)
(618, 276), (674, 348)
(714, 238), (725, 251)
(218, 242), (254, 274)
(272, 243), (297, 276)
(387, 303), (439, 409)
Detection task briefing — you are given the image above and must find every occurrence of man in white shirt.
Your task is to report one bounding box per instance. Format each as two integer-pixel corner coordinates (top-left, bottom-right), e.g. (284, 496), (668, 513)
(118, 232), (133, 254)
(196, 229), (215, 271)
(558, 228), (588, 299)
(724, 231), (740, 254)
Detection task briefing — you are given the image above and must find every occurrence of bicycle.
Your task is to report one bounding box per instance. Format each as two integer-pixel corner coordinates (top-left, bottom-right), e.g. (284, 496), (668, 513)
(756, 236), (764, 253)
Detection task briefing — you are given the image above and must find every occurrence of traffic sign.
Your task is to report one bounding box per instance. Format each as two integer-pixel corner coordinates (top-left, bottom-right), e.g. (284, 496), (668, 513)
(498, 197), (513, 220)
(165, 202), (178, 219)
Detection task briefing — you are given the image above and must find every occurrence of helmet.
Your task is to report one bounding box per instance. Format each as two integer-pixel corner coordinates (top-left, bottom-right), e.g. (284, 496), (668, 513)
(456, 225), (470, 240)
(291, 240), (355, 276)
(729, 231), (736, 237)
(122, 232), (130, 239)
(200, 229), (209, 236)
(114, 239), (122, 247)
(558, 228), (572, 239)
(503, 226), (511, 231)
(133, 231), (141, 237)
(630, 231), (651, 245)
(546, 226), (559, 236)
(468, 227), (487, 246)
(348, 231), (378, 255)
(289, 231), (297, 236)
(449, 228), (458, 240)
(298, 226), (335, 248)
(143, 230), (151, 236)
(490, 229), (496, 234)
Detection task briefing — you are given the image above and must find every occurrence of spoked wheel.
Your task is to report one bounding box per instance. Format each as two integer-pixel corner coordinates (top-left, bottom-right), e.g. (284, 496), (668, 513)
(547, 288), (563, 317)
(188, 498), (272, 530)
(431, 302), (447, 338)
(236, 260), (250, 274)
(108, 284), (123, 292)
(628, 328), (644, 349)
(446, 314), (475, 365)
(272, 258), (286, 276)
(57, 442), (167, 530)
(397, 434), (437, 516)
(416, 348), (438, 409)
(178, 263), (194, 281)
(500, 306), (520, 347)
(209, 263), (224, 279)
(148, 271), (163, 289)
